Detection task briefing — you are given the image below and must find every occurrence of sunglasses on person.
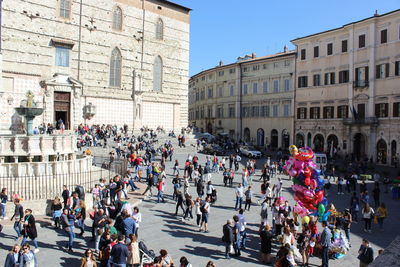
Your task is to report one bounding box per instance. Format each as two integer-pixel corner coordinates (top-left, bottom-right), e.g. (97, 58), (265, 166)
(23, 248), (29, 250)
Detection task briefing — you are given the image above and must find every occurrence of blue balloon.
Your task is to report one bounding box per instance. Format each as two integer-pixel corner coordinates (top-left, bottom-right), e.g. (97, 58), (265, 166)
(318, 211), (331, 222)
(321, 197), (328, 207)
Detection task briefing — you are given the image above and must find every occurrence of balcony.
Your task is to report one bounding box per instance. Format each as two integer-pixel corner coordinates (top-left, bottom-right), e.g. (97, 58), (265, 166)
(342, 117), (379, 126)
(353, 80), (369, 88)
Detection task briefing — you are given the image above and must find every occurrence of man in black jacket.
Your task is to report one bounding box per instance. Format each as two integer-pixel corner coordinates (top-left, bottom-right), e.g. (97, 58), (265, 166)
(358, 239), (374, 267)
(222, 219), (234, 259)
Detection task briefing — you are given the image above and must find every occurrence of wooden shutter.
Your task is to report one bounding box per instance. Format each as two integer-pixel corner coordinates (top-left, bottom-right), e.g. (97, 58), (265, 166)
(394, 103), (399, 117)
(330, 72), (335, 84)
(375, 104), (380, 117)
(395, 62), (399, 76)
(324, 73), (329, 85)
(376, 65), (381, 79)
(304, 108), (307, 119)
(365, 66), (369, 81)
(355, 68), (359, 81)
(385, 63), (390, 78)
(384, 103), (389, 117)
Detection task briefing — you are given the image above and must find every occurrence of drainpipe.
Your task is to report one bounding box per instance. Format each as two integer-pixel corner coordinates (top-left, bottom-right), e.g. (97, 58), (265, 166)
(77, 0), (83, 80)
(140, 0), (145, 71)
(292, 51), (297, 146)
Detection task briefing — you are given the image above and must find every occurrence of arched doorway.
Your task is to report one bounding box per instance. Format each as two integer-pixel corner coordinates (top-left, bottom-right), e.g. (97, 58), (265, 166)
(282, 129), (290, 150)
(296, 133), (305, 147)
(271, 129), (278, 149)
(243, 128), (250, 143)
(313, 134), (324, 152)
(257, 128), (265, 146)
(307, 133), (312, 147)
(327, 134), (339, 158)
(391, 140), (397, 166)
(206, 122), (213, 134)
(353, 133), (366, 161)
(376, 139), (387, 164)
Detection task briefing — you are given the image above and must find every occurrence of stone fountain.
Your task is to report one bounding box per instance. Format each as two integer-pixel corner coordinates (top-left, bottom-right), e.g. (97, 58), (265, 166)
(14, 91), (44, 136)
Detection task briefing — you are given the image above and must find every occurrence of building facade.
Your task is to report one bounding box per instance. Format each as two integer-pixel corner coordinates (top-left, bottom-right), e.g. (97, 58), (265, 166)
(292, 9), (400, 165)
(189, 49), (296, 150)
(0, 0), (190, 134)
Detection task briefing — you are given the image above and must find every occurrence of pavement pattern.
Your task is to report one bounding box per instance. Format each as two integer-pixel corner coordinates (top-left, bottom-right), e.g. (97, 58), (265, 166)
(0, 135), (399, 266)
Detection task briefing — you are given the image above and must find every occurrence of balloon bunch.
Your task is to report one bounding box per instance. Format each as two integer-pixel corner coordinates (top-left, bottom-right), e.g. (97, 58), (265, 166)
(285, 145), (330, 222)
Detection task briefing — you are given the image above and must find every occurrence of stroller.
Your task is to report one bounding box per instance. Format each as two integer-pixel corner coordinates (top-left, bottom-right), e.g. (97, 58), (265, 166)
(139, 241), (156, 267)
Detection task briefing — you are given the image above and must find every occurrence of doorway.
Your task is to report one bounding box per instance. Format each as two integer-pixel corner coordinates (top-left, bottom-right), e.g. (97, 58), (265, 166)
(270, 129), (278, 149)
(376, 139), (387, 164)
(257, 128), (265, 146)
(353, 133), (366, 161)
(357, 104), (365, 119)
(54, 92), (71, 129)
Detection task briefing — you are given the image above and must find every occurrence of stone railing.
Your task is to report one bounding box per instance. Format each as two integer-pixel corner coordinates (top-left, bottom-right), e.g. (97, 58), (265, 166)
(0, 134), (76, 157)
(0, 156), (96, 201)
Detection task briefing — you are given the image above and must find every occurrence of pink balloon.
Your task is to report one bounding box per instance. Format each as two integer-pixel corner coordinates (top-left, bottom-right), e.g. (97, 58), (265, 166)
(294, 160), (304, 170)
(289, 169), (297, 177)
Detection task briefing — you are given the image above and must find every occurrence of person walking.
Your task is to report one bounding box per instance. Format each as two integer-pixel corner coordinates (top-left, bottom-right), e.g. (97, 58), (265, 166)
(61, 208), (75, 252)
(127, 234), (140, 267)
(174, 191), (185, 216)
(343, 209), (352, 245)
(222, 219), (234, 259)
(157, 179), (165, 203)
(362, 204), (374, 233)
(11, 199), (24, 240)
(235, 184), (244, 210)
(183, 195), (194, 221)
(358, 239), (374, 267)
(320, 221), (332, 267)
(376, 203), (388, 231)
(199, 197), (211, 232)
(4, 244), (22, 267)
(194, 197), (202, 227)
(0, 188), (8, 220)
(372, 183), (381, 207)
(244, 186), (253, 211)
(110, 235), (129, 267)
(80, 249), (97, 267)
(21, 209), (39, 253)
(259, 224), (273, 264)
(21, 243), (38, 267)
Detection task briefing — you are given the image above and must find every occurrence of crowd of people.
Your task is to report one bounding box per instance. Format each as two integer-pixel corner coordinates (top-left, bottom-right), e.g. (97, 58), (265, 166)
(0, 125), (394, 267)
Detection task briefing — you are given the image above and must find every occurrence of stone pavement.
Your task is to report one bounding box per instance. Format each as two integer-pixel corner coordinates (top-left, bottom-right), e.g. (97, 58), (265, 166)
(0, 136), (399, 266)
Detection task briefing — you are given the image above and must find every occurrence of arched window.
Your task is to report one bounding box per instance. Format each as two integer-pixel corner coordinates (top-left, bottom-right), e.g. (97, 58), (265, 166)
(156, 19), (164, 40)
(109, 48), (122, 87)
(112, 6), (123, 30)
(60, 0), (71, 18)
(153, 56), (163, 91)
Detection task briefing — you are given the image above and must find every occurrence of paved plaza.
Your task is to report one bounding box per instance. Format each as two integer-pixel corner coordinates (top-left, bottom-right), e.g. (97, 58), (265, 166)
(0, 136), (399, 266)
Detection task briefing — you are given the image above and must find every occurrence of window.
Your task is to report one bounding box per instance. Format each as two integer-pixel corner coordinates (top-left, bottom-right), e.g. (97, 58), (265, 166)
(55, 46), (70, 67)
(284, 104), (290, 117)
(60, 0), (71, 18)
(341, 40), (348, 53)
(284, 79), (290, 92)
(207, 86), (213, 98)
(375, 103), (388, 118)
(284, 60), (290, 67)
(339, 70), (349, 83)
(200, 90), (205, 100)
(253, 83), (258, 94)
(208, 74), (213, 81)
(395, 61), (400, 76)
(207, 106), (212, 118)
(313, 74), (321, 86)
(310, 107), (320, 119)
(355, 66), (369, 82)
(314, 46), (319, 58)
(153, 56), (162, 91)
(327, 43), (333, 55)
(109, 48), (122, 87)
(273, 80), (279, 92)
(263, 64), (268, 69)
(381, 29), (387, 44)
(263, 81), (268, 93)
(243, 67), (248, 72)
(252, 106), (259, 117)
(274, 62), (279, 68)
(393, 102), (400, 117)
(273, 105), (278, 117)
(253, 65), (259, 71)
(261, 106), (270, 117)
(229, 68), (235, 74)
(156, 19), (164, 40)
(201, 76), (205, 81)
(337, 105), (348, 118)
(229, 85), (234, 96)
(297, 107), (307, 119)
(324, 72), (335, 85)
(241, 107), (250, 118)
(228, 105), (235, 118)
(243, 84), (248, 95)
(195, 92), (199, 101)
(112, 7), (123, 30)
(195, 110), (199, 119)
(359, 34), (366, 48)
(376, 63), (390, 79)
(218, 86), (223, 97)
(217, 106), (224, 118)
(323, 106), (334, 119)
(218, 71), (224, 76)
(298, 76), (308, 88)
(300, 49), (306, 60)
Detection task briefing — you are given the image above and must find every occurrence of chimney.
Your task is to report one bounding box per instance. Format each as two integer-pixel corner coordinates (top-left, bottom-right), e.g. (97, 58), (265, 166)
(374, 10), (379, 17)
(251, 52), (256, 58)
(219, 60), (224, 66)
(284, 45), (288, 53)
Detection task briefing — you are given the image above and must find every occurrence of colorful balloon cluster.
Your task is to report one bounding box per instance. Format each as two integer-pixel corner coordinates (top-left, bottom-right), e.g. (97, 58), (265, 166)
(284, 145), (330, 222)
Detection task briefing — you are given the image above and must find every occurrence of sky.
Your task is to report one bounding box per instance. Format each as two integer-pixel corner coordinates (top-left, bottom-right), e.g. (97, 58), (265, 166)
(171, 0), (400, 76)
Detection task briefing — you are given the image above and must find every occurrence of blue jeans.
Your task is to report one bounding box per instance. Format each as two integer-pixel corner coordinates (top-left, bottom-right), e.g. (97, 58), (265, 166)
(157, 191), (164, 203)
(21, 237), (38, 249)
(240, 231), (247, 248)
(13, 221), (22, 238)
(66, 230), (75, 248)
(235, 197), (243, 210)
(0, 204), (6, 218)
(129, 180), (139, 191)
(112, 264), (126, 267)
(322, 246), (329, 267)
